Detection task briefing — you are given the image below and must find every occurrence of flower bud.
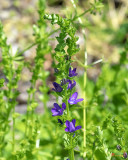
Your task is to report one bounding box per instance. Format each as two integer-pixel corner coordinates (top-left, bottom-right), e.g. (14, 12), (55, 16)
(54, 68), (59, 73)
(116, 145), (121, 150)
(61, 78), (67, 86)
(123, 152), (127, 159)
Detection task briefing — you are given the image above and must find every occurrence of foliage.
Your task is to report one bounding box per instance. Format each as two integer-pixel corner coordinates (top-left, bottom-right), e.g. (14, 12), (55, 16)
(0, 0), (128, 159)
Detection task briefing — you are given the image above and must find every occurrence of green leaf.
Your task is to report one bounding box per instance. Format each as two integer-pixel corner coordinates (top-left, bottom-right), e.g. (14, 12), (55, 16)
(0, 78), (5, 87)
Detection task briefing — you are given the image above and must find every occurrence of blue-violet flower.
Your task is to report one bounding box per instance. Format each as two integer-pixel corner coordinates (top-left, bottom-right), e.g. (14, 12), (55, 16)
(68, 92), (84, 105)
(123, 152), (127, 159)
(69, 67), (78, 77)
(65, 119), (82, 132)
(67, 79), (76, 90)
(51, 103), (66, 116)
(52, 82), (63, 92)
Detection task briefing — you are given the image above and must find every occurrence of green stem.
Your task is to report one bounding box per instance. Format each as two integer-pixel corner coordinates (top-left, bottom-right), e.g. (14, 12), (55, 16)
(83, 69), (87, 158)
(70, 149), (75, 160)
(70, 0), (87, 158)
(0, 127), (2, 156)
(66, 99), (69, 119)
(70, 0), (92, 22)
(25, 94), (30, 136)
(42, 79), (48, 113)
(12, 107), (15, 153)
(18, 28), (60, 55)
(69, 134), (75, 160)
(9, 60), (16, 154)
(72, 8), (92, 21)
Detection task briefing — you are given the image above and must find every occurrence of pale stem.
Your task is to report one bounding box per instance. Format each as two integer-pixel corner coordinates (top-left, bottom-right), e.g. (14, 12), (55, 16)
(12, 106), (15, 153)
(70, 0), (87, 158)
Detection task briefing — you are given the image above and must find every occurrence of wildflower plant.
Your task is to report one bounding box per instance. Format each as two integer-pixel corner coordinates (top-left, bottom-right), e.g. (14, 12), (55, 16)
(18, 0), (52, 158)
(0, 21), (23, 157)
(0, 0), (128, 159)
(44, 13), (84, 159)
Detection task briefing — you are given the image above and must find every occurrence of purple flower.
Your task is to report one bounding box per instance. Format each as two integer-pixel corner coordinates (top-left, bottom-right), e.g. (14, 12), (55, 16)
(69, 68), (78, 77)
(65, 119), (82, 132)
(68, 92), (84, 105)
(51, 103), (66, 116)
(67, 80), (76, 90)
(123, 152), (127, 159)
(52, 82), (63, 92)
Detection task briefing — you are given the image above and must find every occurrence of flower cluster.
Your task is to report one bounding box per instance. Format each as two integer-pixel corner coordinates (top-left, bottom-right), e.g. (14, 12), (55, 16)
(51, 67), (83, 133)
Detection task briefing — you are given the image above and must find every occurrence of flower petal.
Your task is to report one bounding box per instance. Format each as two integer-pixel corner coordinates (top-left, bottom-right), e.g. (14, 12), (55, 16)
(51, 108), (57, 112)
(66, 79), (71, 83)
(65, 127), (69, 132)
(76, 98), (84, 103)
(62, 103), (66, 110)
(73, 68), (76, 73)
(69, 122), (75, 132)
(75, 125), (82, 131)
(52, 111), (59, 116)
(53, 82), (57, 87)
(67, 80), (72, 89)
(67, 80), (76, 90)
(54, 103), (61, 110)
(68, 92), (78, 104)
(59, 109), (63, 115)
(69, 68), (78, 77)
(72, 119), (76, 126)
(52, 82), (63, 92)
(65, 120), (70, 127)
(69, 67), (71, 73)
(68, 100), (77, 105)
(71, 80), (76, 89)
(71, 92), (78, 99)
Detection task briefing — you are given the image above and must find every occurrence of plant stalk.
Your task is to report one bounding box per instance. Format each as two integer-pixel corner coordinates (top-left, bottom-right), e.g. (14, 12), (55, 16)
(66, 99), (69, 119)
(83, 67), (87, 158)
(69, 134), (75, 160)
(12, 107), (15, 153)
(70, 0), (87, 158)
